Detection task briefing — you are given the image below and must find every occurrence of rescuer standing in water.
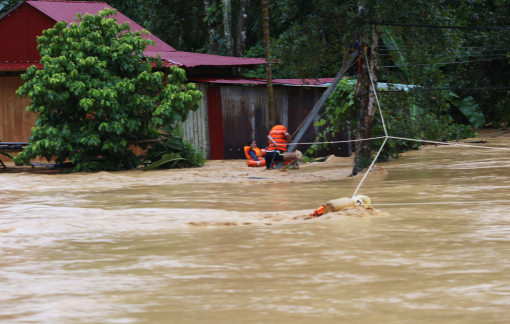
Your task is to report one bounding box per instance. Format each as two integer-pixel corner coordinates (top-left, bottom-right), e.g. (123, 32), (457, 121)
(265, 125), (301, 169)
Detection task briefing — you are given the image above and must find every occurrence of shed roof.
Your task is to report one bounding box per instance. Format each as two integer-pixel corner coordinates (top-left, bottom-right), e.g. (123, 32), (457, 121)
(187, 77), (337, 87)
(146, 52), (266, 68)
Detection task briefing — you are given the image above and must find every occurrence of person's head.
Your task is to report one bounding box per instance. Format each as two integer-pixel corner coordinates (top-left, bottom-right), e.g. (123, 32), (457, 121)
(247, 139), (257, 148)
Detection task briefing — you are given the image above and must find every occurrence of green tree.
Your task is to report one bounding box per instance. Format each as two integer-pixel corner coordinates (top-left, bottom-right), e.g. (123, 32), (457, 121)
(0, 0), (21, 15)
(15, 9), (202, 172)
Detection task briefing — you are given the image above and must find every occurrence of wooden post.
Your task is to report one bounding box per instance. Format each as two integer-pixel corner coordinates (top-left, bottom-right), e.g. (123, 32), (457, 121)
(261, 0), (275, 128)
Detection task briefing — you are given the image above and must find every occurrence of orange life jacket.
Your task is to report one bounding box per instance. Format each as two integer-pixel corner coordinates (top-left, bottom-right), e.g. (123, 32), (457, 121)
(244, 146), (265, 160)
(310, 205), (326, 217)
(267, 125), (288, 152)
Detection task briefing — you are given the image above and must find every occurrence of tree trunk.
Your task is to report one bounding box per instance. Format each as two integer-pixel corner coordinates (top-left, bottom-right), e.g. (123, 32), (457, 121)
(234, 0), (250, 74)
(261, 0), (275, 128)
(204, 0), (219, 53)
(222, 0), (234, 56)
(235, 0), (250, 57)
(352, 8), (380, 176)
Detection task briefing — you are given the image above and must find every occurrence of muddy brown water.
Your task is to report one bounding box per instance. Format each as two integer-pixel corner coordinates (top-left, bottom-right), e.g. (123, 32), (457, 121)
(2, 135), (510, 323)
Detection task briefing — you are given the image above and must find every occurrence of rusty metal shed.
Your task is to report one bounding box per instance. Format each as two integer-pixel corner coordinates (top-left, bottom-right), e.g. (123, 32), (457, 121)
(184, 78), (351, 160)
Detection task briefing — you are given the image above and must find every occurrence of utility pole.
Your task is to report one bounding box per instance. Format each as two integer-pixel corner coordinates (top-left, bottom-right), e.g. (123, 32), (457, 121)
(261, 0), (275, 128)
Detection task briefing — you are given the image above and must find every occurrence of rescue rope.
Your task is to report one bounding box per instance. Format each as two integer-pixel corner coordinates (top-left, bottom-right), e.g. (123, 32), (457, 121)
(370, 201), (510, 206)
(281, 135), (507, 148)
(352, 137), (388, 198)
(284, 136), (388, 145)
(365, 52), (388, 137)
(387, 136), (510, 151)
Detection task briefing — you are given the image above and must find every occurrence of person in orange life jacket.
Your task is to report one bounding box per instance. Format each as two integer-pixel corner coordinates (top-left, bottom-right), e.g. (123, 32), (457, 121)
(244, 139), (265, 161)
(265, 125), (302, 169)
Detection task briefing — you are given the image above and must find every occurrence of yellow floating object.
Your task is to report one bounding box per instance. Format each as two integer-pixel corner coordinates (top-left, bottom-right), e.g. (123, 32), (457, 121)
(352, 195), (371, 207)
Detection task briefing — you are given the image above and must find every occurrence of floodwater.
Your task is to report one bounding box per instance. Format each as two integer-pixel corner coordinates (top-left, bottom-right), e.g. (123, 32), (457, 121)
(2, 133), (510, 323)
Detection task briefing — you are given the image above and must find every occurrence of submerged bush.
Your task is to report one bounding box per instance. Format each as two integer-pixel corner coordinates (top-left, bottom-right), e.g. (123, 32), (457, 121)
(143, 124), (206, 170)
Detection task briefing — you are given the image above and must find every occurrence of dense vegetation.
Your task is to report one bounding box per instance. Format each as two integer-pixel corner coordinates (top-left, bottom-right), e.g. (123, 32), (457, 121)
(14, 9), (202, 172)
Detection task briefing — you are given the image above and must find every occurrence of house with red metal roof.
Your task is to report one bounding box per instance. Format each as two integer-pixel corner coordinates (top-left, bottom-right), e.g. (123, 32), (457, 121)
(0, 0), (349, 161)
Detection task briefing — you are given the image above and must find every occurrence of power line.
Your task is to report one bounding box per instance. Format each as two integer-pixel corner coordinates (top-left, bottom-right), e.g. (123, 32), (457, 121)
(381, 56), (509, 68)
(380, 53), (508, 58)
(371, 21), (510, 30)
(380, 46), (510, 49)
(362, 86), (510, 93)
(379, 47), (510, 52)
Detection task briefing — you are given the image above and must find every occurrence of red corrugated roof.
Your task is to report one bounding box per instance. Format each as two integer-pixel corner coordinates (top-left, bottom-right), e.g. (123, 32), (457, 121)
(26, 0), (176, 52)
(145, 51), (266, 68)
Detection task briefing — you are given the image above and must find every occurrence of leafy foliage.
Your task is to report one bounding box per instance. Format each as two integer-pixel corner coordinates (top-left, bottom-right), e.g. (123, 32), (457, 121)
(243, 44), (299, 79)
(143, 153), (185, 171)
(14, 9), (202, 172)
(0, 0), (20, 15)
(306, 80), (478, 162)
(444, 92), (486, 128)
(143, 124), (206, 170)
(446, 124), (478, 141)
(381, 27), (486, 128)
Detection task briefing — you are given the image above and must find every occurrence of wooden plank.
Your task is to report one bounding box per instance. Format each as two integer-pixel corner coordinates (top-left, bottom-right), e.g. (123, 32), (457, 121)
(4, 76), (24, 142)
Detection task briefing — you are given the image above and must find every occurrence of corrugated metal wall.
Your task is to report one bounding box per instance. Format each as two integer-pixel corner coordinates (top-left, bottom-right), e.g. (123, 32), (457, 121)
(288, 88), (350, 157)
(0, 3), (56, 65)
(219, 85), (350, 159)
(221, 86), (290, 159)
(182, 82), (210, 159)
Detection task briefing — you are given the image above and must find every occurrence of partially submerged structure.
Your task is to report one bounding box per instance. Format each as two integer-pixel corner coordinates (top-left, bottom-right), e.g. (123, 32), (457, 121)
(0, 0), (349, 162)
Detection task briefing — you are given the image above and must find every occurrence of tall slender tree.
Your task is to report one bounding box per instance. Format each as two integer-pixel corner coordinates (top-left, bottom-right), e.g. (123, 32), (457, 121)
(222, 0), (234, 56)
(235, 0), (250, 57)
(204, 0), (220, 53)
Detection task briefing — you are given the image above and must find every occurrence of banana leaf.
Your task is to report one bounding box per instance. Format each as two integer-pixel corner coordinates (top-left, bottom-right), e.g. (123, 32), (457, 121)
(381, 26), (409, 78)
(444, 92), (486, 128)
(143, 153), (185, 171)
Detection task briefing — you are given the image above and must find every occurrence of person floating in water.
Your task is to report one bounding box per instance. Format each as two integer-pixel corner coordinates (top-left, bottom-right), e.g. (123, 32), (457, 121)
(265, 125), (301, 170)
(244, 139), (266, 167)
